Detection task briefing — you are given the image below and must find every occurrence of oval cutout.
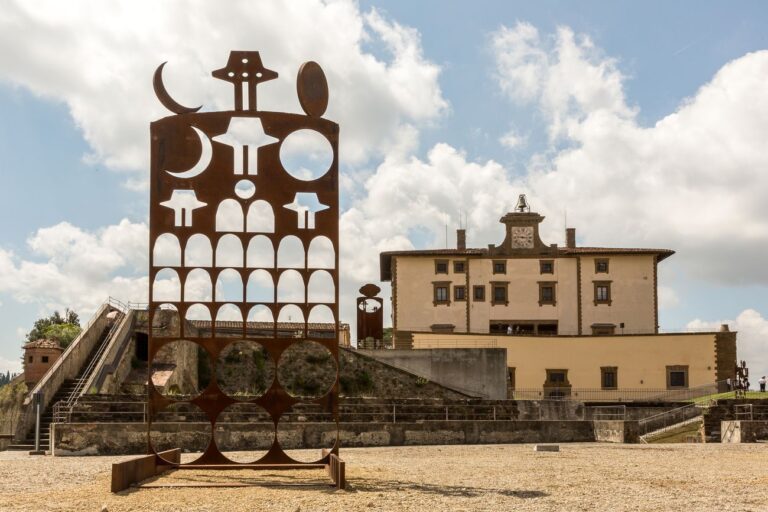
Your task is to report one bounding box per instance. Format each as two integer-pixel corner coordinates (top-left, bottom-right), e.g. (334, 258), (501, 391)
(279, 129), (333, 181)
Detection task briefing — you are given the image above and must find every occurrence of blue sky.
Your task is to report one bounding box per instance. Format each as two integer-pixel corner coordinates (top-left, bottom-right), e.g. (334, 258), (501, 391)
(0, 0), (766, 377)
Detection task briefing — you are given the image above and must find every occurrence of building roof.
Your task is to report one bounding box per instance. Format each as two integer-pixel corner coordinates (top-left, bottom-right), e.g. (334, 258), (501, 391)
(380, 246), (675, 281)
(23, 339), (63, 350)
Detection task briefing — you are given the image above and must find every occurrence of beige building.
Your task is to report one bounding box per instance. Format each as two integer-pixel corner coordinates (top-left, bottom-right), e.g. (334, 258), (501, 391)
(380, 201), (736, 395)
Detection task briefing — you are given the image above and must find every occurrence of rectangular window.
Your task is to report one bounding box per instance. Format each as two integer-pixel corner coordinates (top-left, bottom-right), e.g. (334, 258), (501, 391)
(537, 323), (558, 336)
(433, 281), (451, 306)
(591, 324), (616, 336)
(435, 260), (448, 274)
(492, 284), (508, 305)
(545, 369), (569, 386)
(540, 260), (554, 274)
(601, 367), (618, 390)
(539, 282), (556, 305)
(667, 366), (689, 389)
(454, 285), (466, 301)
(28, 355), (33, 363)
(594, 281), (612, 305)
(595, 258), (609, 273)
(493, 260), (506, 274)
(473, 285), (485, 301)
(453, 261), (466, 273)
(42, 356), (49, 363)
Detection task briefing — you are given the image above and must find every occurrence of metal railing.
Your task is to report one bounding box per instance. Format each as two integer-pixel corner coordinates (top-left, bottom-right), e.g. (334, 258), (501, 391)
(50, 398), (628, 424)
(512, 381), (721, 402)
(638, 403), (703, 440)
(61, 307), (126, 406)
(590, 405), (626, 420)
(414, 338), (499, 349)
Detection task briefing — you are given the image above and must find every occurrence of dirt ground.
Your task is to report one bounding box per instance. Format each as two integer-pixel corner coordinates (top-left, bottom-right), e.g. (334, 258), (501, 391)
(1, 443), (766, 511)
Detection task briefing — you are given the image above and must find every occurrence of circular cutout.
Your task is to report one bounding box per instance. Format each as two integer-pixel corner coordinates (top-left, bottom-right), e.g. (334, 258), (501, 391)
(151, 340), (211, 400)
(214, 403), (274, 463)
(216, 340), (275, 400)
(151, 402), (211, 464)
(277, 341), (336, 399)
(234, 180), (256, 199)
(277, 405), (335, 462)
(279, 129), (333, 181)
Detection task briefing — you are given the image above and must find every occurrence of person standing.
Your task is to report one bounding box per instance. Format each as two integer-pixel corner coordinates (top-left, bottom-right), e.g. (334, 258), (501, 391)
(759, 376), (766, 392)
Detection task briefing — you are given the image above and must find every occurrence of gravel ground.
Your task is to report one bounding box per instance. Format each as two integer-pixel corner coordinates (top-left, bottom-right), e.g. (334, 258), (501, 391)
(1, 443), (766, 511)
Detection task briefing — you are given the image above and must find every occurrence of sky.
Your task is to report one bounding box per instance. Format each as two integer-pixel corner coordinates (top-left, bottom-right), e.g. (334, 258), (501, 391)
(0, 0), (766, 380)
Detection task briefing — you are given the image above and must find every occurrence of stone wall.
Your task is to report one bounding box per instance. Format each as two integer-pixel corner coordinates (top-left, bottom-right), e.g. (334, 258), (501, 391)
(721, 421), (768, 443)
(52, 420), (598, 455)
(593, 420), (640, 443)
(16, 303), (112, 441)
(355, 348), (507, 399)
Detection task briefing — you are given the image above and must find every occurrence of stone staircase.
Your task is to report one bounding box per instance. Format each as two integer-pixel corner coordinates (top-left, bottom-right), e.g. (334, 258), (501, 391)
(5, 327), (111, 452)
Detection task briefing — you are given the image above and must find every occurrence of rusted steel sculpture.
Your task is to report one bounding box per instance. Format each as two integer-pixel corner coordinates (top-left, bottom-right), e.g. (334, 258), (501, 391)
(356, 284), (384, 349)
(114, 50), (343, 490)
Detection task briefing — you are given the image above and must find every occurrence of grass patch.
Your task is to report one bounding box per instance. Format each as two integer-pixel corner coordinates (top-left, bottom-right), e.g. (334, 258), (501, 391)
(688, 391), (768, 404)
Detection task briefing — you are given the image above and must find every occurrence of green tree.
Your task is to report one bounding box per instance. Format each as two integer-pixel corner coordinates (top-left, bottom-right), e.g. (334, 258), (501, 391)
(26, 308), (82, 348)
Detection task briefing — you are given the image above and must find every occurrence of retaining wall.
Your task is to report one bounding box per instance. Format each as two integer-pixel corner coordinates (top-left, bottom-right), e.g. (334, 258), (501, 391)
(52, 420), (597, 455)
(593, 420), (640, 443)
(16, 304), (112, 442)
(356, 348), (508, 399)
(721, 420), (768, 443)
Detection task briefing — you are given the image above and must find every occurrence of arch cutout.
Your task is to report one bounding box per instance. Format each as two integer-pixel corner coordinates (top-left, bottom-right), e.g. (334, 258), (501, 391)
(153, 233), (181, 267)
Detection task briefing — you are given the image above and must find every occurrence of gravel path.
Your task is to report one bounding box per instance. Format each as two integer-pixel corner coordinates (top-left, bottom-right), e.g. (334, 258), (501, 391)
(1, 444), (766, 511)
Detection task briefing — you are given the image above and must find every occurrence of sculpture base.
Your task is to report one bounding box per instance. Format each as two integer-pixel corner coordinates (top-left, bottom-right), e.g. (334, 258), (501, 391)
(110, 449), (346, 492)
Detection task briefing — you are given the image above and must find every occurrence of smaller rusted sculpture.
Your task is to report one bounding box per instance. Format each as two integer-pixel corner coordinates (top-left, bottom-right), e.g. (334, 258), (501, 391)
(356, 284), (384, 349)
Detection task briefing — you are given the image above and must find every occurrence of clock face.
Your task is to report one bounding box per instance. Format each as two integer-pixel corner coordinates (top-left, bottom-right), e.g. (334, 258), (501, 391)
(511, 226), (534, 249)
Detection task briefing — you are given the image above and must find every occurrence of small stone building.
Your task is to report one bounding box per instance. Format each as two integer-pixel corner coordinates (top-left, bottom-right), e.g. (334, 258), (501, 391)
(23, 339), (63, 386)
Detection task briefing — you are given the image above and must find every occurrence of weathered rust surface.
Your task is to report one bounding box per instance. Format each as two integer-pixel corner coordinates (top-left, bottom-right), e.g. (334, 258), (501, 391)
(144, 50), (341, 470)
(111, 449), (180, 492)
(357, 284), (383, 347)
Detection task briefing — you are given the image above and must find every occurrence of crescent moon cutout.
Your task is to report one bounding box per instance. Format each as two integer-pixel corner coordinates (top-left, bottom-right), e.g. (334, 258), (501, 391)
(165, 126), (212, 179)
(153, 62), (203, 115)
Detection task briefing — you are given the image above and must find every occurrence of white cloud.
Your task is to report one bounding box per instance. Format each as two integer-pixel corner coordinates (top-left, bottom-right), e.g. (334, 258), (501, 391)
(0, 220), (148, 316)
(499, 128), (527, 150)
(687, 309), (768, 386)
(492, 23), (768, 285)
(0, 0), (446, 180)
(0, 356), (22, 374)
(657, 286), (679, 310)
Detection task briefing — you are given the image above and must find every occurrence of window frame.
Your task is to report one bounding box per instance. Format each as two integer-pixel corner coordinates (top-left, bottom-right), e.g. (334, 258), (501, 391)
(595, 258), (610, 274)
(601, 366), (618, 390)
(545, 369), (570, 387)
(666, 365), (689, 389)
(454, 285), (466, 301)
(593, 281), (612, 305)
(453, 261), (466, 273)
(42, 355), (49, 364)
(540, 260), (554, 274)
(473, 285), (486, 302)
(490, 281), (509, 306)
(432, 281), (451, 306)
(538, 281), (557, 306)
(434, 259), (448, 274)
(492, 260), (507, 275)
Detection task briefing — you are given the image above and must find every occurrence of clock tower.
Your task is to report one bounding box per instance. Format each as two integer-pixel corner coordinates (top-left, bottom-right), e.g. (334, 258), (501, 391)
(490, 194), (554, 255)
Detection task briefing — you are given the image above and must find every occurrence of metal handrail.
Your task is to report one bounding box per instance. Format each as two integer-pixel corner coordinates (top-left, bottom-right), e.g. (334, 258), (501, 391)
(64, 310), (126, 405)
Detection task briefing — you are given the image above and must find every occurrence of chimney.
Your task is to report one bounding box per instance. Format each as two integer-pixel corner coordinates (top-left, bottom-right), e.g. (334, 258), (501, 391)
(457, 229), (466, 250)
(566, 228), (576, 248)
